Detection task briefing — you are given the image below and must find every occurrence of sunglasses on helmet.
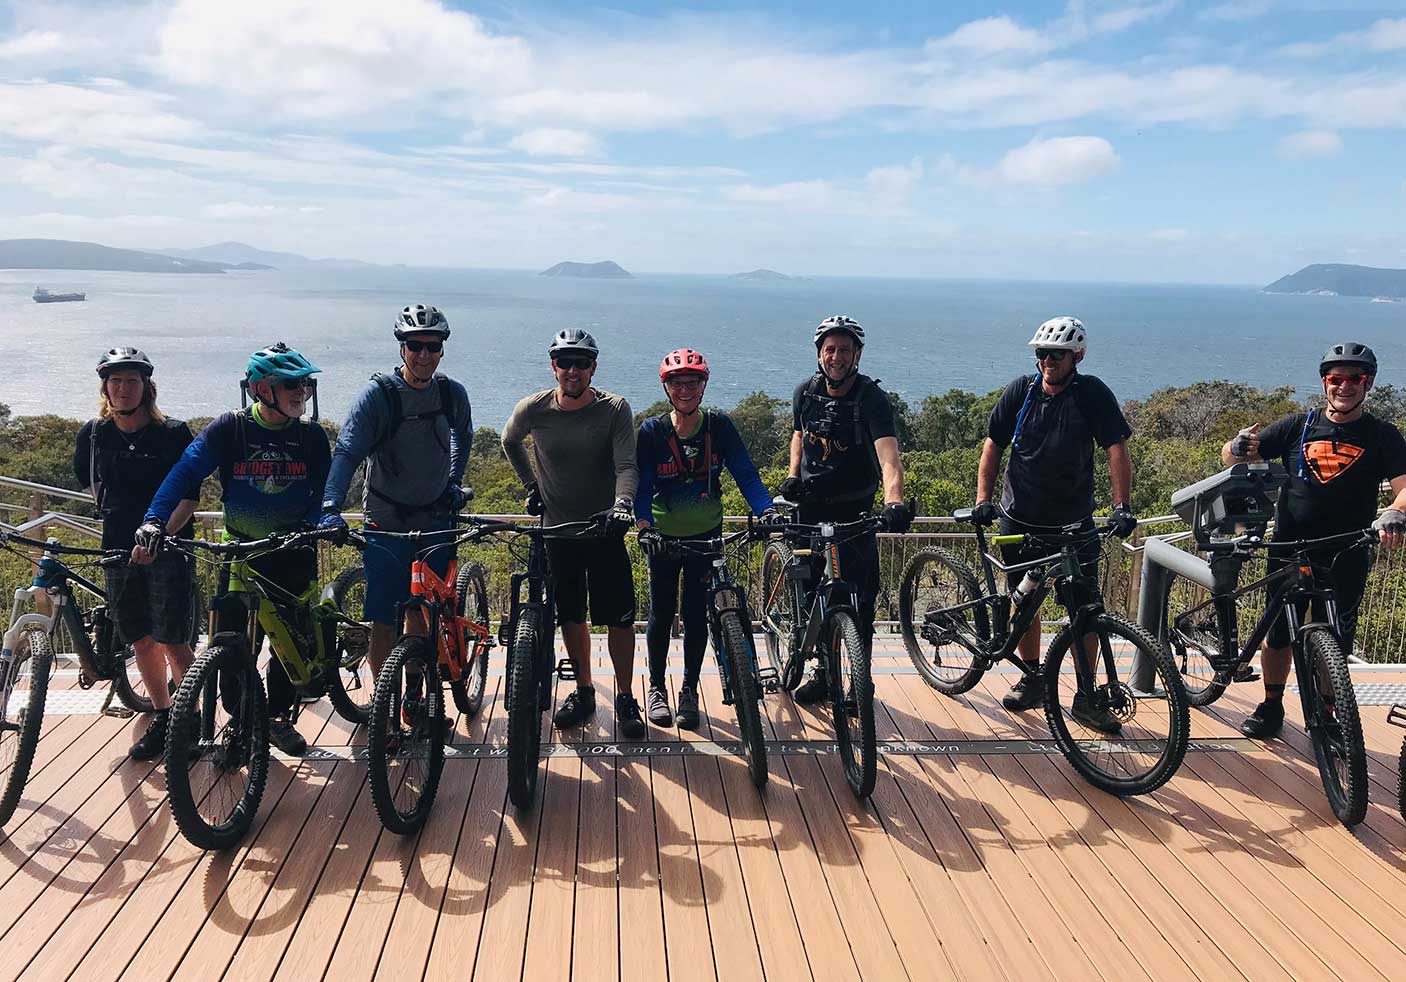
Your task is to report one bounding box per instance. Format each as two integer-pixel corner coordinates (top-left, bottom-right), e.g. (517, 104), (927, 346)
(402, 339), (443, 354)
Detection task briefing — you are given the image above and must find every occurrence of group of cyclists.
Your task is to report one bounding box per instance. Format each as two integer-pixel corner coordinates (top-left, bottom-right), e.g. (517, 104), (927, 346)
(72, 303), (1406, 767)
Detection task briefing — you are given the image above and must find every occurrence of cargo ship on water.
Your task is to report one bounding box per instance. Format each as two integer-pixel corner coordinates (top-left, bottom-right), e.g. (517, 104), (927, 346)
(33, 287), (86, 303)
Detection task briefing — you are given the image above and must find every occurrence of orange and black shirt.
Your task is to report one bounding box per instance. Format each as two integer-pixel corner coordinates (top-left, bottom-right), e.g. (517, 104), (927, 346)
(1258, 411), (1406, 536)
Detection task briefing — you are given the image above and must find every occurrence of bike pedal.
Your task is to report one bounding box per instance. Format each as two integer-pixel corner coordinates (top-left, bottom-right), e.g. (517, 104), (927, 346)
(1388, 705), (1406, 728)
(554, 658), (577, 681)
(1232, 664), (1258, 683)
(756, 667), (779, 692)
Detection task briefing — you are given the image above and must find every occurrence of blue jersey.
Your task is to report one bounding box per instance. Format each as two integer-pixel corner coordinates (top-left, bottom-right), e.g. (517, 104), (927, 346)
(147, 407), (331, 540)
(634, 410), (772, 537)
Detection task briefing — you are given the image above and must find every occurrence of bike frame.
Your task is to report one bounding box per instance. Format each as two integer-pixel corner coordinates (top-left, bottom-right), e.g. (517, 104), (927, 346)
(506, 531), (557, 708)
(666, 530), (764, 702)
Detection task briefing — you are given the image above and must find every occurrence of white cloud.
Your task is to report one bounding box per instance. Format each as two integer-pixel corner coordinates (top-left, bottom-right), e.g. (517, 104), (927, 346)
(0, 80), (201, 145)
(507, 129), (601, 158)
(1365, 18), (1406, 52)
(995, 136), (1120, 186)
(866, 159), (924, 202)
(1276, 129), (1343, 158)
(926, 17), (1053, 56)
(1279, 17), (1406, 59)
(1197, 1), (1273, 22)
(0, 29), (65, 58)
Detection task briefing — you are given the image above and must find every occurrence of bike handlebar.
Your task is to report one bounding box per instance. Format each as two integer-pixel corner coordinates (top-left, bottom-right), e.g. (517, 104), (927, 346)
(0, 530), (108, 556)
(163, 524), (350, 559)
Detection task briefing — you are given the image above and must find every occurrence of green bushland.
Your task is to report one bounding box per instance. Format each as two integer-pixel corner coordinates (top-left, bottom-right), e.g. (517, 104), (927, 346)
(5, 381), (1405, 661)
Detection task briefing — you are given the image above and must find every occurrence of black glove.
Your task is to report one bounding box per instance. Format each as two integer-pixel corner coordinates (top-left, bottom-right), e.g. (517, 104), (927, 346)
(758, 507), (781, 526)
(779, 477), (803, 502)
(970, 501), (997, 527)
(608, 497), (635, 536)
(1372, 508), (1406, 534)
(524, 483), (543, 517)
(637, 528), (666, 559)
(1109, 505), (1138, 538)
(134, 521), (165, 553)
(881, 501), (913, 534)
(443, 484), (473, 512)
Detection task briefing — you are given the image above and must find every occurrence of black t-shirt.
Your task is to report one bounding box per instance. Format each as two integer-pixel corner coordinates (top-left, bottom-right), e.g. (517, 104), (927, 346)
(1257, 410), (1406, 537)
(74, 417), (195, 550)
(791, 373), (896, 504)
(988, 372), (1131, 526)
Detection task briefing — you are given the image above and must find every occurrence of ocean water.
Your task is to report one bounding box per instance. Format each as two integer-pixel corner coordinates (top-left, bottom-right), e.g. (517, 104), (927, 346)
(4, 267), (1405, 429)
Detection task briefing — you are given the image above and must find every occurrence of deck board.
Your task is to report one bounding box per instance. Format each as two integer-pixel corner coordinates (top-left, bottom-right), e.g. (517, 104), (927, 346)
(0, 645), (1404, 980)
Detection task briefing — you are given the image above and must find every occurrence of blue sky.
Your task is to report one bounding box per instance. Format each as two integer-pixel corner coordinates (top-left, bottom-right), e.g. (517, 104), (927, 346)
(1, 0), (1403, 283)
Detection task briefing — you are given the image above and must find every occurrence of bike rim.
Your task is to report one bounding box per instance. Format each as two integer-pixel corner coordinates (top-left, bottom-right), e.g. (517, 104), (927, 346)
(181, 673), (260, 835)
(384, 660), (441, 822)
(908, 557), (981, 684)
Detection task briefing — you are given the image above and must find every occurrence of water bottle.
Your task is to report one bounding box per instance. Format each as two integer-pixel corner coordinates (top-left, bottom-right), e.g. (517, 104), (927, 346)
(1010, 570), (1041, 607)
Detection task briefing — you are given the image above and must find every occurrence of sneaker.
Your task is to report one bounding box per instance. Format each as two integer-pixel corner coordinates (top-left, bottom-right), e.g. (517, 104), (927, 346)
(1070, 693), (1123, 735)
(129, 710), (169, 761)
(676, 685), (700, 730)
(646, 686), (673, 727)
(1240, 698), (1284, 740)
(793, 668), (828, 705)
(616, 692), (647, 740)
(553, 686), (596, 729)
(269, 718), (308, 756)
(1002, 672), (1044, 712)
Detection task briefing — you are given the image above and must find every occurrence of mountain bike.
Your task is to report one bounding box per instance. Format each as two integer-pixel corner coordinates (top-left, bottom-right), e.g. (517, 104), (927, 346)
(656, 526), (770, 788)
(757, 504), (893, 798)
(365, 515), (513, 834)
(1162, 526), (1377, 825)
(157, 526), (368, 849)
(502, 511), (620, 811)
(1390, 705), (1406, 823)
(897, 510), (1189, 796)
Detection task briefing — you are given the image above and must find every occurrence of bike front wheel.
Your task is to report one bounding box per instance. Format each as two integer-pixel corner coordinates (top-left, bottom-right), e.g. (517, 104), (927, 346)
(718, 609), (768, 789)
(759, 542), (803, 691)
(1300, 626), (1367, 826)
(827, 610), (876, 798)
(166, 643), (270, 850)
(1043, 613), (1189, 796)
(368, 635), (445, 835)
(0, 630), (53, 826)
(505, 608), (545, 811)
(326, 565), (373, 725)
(898, 547), (990, 695)
(450, 563), (491, 718)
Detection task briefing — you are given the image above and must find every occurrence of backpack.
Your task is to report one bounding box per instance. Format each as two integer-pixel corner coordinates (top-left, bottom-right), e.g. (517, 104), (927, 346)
(657, 410), (715, 495)
(1009, 372), (1105, 450)
(799, 373), (883, 479)
(367, 372), (457, 476)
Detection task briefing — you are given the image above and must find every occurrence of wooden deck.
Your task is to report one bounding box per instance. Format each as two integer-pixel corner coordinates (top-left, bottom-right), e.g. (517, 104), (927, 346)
(3, 643), (1406, 981)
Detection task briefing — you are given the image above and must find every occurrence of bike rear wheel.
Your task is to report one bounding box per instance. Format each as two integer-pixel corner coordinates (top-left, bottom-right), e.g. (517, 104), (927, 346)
(828, 610), (876, 798)
(898, 547), (989, 695)
(506, 608), (545, 811)
(1300, 626), (1367, 826)
(1043, 613), (1189, 796)
(165, 643), (270, 850)
(326, 565), (373, 725)
(368, 635), (445, 834)
(451, 563), (491, 718)
(759, 542), (804, 690)
(0, 630), (53, 826)
(719, 609), (768, 789)
(1397, 733), (1405, 823)
(1161, 578), (1227, 707)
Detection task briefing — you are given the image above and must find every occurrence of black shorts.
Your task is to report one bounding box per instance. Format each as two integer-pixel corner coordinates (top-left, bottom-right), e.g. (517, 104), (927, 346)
(104, 553), (195, 646)
(1264, 545), (1370, 651)
(546, 536), (636, 628)
(997, 516), (1102, 613)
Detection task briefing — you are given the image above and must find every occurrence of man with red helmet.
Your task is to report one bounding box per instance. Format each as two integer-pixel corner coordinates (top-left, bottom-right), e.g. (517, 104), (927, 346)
(634, 348), (775, 728)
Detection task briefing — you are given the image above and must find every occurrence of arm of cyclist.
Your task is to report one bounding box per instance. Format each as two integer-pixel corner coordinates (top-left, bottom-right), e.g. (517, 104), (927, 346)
(1222, 422), (1263, 464)
(321, 380), (386, 518)
(447, 380), (473, 490)
(969, 438), (1003, 525)
(1373, 474), (1406, 549)
(874, 435), (912, 531)
(633, 417), (658, 528)
(1105, 441), (1137, 536)
(132, 496), (198, 565)
(718, 414), (775, 518)
(74, 419), (96, 498)
(138, 417), (226, 560)
(500, 395), (539, 493)
(304, 423), (332, 528)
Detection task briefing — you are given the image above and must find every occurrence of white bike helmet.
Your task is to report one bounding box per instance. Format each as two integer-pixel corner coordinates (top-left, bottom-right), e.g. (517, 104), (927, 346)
(1027, 316), (1086, 353)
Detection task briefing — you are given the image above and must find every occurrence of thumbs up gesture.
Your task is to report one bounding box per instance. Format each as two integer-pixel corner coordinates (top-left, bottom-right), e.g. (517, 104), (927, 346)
(1230, 423), (1261, 460)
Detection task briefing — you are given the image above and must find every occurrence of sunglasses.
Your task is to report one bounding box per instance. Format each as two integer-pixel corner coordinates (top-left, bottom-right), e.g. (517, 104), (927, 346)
(402, 340), (443, 354)
(1324, 373), (1369, 387)
(1034, 348), (1070, 362)
(276, 378), (316, 392)
(554, 356), (595, 371)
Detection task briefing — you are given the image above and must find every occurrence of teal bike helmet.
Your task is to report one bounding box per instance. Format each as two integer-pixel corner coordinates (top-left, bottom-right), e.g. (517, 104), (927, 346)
(246, 342), (320, 383)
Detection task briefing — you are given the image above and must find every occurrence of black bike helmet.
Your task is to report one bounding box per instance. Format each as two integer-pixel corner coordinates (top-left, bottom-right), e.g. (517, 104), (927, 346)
(1319, 342), (1377, 376)
(548, 328), (599, 359)
(96, 347), (154, 379)
(394, 304), (451, 341)
(813, 315), (865, 349)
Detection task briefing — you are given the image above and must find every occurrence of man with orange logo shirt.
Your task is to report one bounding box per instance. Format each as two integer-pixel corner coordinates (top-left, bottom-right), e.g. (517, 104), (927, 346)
(1224, 342), (1406, 738)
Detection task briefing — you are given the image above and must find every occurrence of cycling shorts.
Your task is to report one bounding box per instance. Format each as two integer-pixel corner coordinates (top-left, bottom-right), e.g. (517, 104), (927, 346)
(546, 536), (636, 628)
(104, 552), (195, 646)
(1264, 544), (1370, 652)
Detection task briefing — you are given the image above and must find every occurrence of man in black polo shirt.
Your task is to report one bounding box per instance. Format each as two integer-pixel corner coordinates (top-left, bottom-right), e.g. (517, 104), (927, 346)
(783, 315), (911, 704)
(1223, 342), (1406, 738)
(972, 317), (1136, 730)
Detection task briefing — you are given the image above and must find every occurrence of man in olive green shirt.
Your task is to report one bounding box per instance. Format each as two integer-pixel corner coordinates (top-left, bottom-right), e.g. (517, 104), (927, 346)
(502, 328), (644, 736)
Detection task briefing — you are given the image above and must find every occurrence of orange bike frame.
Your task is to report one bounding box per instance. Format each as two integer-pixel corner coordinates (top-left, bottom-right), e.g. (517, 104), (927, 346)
(408, 556), (490, 682)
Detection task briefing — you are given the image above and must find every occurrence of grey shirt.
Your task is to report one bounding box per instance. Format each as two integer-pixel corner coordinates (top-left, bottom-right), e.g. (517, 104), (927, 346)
(502, 388), (638, 525)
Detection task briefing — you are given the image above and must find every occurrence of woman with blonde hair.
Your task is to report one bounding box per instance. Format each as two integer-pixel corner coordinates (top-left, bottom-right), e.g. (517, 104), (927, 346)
(74, 348), (198, 760)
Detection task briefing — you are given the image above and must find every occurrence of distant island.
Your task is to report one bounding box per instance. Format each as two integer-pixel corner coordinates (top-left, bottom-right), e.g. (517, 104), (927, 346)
(1263, 264), (1406, 300)
(540, 260), (633, 279)
(730, 268), (801, 282)
(157, 241), (370, 269)
(0, 238), (273, 274)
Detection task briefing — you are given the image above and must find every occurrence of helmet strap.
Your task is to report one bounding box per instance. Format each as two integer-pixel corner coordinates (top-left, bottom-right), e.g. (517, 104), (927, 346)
(400, 355), (435, 385)
(1323, 378), (1369, 420)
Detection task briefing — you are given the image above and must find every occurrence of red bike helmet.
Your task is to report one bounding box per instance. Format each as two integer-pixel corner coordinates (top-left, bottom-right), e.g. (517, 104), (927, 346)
(659, 348), (709, 382)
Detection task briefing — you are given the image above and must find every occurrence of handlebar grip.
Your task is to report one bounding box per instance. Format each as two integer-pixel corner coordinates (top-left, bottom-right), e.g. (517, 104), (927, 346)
(989, 534), (1025, 547)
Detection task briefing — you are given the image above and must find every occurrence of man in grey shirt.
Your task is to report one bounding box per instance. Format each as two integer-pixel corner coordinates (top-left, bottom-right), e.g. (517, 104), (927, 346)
(502, 328), (644, 737)
(320, 304), (473, 682)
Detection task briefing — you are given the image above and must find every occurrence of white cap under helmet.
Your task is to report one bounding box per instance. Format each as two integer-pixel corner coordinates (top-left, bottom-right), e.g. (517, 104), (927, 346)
(1027, 316), (1086, 353)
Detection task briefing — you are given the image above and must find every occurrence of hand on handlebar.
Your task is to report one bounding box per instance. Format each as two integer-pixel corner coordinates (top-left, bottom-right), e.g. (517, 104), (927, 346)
(131, 521), (164, 565)
(637, 527), (666, 559)
(524, 483), (544, 517)
(778, 476), (803, 503)
(970, 500), (997, 527)
(881, 500), (913, 534)
(1109, 505), (1138, 539)
(1373, 508), (1406, 550)
(317, 508), (349, 545)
